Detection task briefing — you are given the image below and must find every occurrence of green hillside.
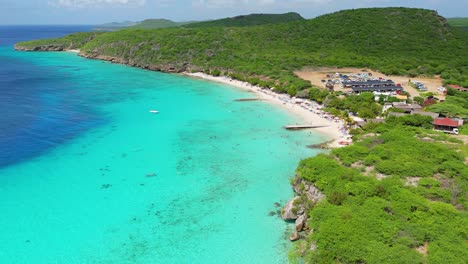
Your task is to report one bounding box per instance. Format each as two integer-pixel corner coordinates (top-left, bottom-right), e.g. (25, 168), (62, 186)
(16, 8), (468, 95)
(448, 17), (468, 31)
(14, 32), (101, 50)
(129, 19), (193, 29)
(183, 12), (305, 28)
(291, 124), (467, 263)
(94, 21), (139, 30)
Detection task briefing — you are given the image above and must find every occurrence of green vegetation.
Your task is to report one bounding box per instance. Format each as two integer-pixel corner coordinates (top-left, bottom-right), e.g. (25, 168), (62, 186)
(15, 32), (101, 50)
(94, 12), (303, 30)
(183, 12), (304, 28)
(385, 114), (434, 129)
(14, 8), (468, 263)
(325, 92), (382, 119)
(448, 17), (468, 31)
(16, 8), (468, 95)
(427, 88), (468, 118)
(294, 125), (467, 263)
(129, 19), (193, 29)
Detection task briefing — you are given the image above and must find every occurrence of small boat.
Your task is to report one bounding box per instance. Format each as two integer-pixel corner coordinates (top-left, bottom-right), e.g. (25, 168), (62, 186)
(149, 110), (159, 114)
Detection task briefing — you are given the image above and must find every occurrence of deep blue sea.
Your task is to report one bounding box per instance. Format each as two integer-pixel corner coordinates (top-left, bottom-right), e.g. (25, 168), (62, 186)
(0, 25), (95, 167)
(0, 26), (326, 263)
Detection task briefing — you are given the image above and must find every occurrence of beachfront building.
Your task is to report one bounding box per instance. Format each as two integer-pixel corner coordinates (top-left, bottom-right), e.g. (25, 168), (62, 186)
(351, 85), (403, 94)
(343, 80), (403, 94)
(391, 102), (422, 113)
(410, 110), (439, 119)
(343, 80), (395, 88)
(388, 110), (439, 120)
(433, 117), (464, 135)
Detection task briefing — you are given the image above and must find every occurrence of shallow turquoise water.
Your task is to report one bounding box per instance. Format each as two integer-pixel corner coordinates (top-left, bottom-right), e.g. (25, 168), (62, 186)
(0, 50), (326, 263)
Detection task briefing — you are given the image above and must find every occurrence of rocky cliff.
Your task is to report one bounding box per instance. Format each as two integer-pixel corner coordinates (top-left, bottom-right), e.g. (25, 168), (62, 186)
(281, 174), (325, 242)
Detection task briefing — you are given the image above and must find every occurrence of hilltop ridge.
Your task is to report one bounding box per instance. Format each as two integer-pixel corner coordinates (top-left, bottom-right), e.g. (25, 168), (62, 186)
(16, 8), (468, 94)
(94, 12), (304, 30)
(183, 12), (304, 28)
(129, 18), (194, 29)
(448, 17), (468, 31)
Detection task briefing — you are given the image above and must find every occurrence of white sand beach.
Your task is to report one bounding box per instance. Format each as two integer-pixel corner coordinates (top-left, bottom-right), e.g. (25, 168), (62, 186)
(184, 72), (350, 148)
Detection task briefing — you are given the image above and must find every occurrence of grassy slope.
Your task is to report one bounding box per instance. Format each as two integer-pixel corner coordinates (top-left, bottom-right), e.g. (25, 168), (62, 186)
(16, 8), (468, 93)
(293, 125), (467, 263)
(183, 12), (304, 28)
(289, 89), (468, 263)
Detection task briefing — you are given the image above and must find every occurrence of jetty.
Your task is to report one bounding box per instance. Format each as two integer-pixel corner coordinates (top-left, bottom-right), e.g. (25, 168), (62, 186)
(284, 125), (329, 130)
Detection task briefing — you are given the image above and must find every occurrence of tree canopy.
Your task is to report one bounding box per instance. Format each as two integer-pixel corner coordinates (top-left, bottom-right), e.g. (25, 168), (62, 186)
(16, 7), (468, 95)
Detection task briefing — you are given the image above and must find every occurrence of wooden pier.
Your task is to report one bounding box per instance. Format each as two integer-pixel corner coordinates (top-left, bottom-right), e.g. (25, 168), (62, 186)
(284, 125), (329, 130)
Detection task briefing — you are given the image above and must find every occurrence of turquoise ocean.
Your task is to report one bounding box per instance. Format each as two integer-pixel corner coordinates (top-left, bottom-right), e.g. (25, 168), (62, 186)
(0, 26), (326, 263)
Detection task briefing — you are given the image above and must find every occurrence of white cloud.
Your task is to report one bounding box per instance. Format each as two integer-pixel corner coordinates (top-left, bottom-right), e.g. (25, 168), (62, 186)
(192, 0), (337, 9)
(193, 0), (277, 8)
(49, 0), (146, 8)
(293, 0), (332, 4)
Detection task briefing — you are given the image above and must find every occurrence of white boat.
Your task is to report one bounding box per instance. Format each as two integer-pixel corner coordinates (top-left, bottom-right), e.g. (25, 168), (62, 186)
(149, 110), (159, 114)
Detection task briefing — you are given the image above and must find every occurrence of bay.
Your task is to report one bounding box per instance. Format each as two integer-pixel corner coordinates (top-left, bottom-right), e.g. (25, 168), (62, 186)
(0, 26), (326, 263)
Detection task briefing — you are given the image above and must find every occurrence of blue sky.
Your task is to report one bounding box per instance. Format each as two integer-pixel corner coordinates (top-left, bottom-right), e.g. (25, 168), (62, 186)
(0, 0), (467, 24)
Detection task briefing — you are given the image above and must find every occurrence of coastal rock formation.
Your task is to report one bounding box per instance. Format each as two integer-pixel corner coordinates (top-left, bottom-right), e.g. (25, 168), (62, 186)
(14, 44), (65, 51)
(298, 182), (325, 203)
(283, 175), (325, 244)
(281, 196), (300, 220)
(295, 214), (306, 232)
(289, 231), (299, 241)
(79, 53), (190, 73)
(292, 177), (325, 203)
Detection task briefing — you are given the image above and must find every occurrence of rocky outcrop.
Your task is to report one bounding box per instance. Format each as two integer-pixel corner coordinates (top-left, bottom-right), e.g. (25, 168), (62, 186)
(289, 231), (299, 241)
(14, 44), (66, 51)
(293, 180), (325, 203)
(15, 43), (194, 74)
(295, 214), (306, 232)
(281, 196), (300, 220)
(282, 175), (325, 243)
(79, 53), (191, 73)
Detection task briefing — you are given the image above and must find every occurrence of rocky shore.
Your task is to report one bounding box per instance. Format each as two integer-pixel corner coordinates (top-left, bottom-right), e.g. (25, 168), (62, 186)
(14, 44), (192, 72)
(14, 44), (69, 51)
(281, 174), (324, 243)
(79, 52), (192, 73)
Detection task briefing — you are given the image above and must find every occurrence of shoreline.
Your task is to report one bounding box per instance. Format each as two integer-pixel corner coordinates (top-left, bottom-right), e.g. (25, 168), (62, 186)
(184, 72), (350, 148)
(14, 43), (349, 148)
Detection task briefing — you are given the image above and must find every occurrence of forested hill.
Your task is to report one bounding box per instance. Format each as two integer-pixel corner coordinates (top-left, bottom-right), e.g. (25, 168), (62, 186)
(183, 12), (305, 28)
(16, 7), (468, 95)
(95, 12), (304, 30)
(448, 17), (468, 31)
(129, 19), (193, 29)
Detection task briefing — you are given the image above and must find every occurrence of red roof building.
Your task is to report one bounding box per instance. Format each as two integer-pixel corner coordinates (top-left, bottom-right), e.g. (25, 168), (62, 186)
(433, 117), (463, 134)
(447, 84), (468, 92)
(433, 117), (460, 127)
